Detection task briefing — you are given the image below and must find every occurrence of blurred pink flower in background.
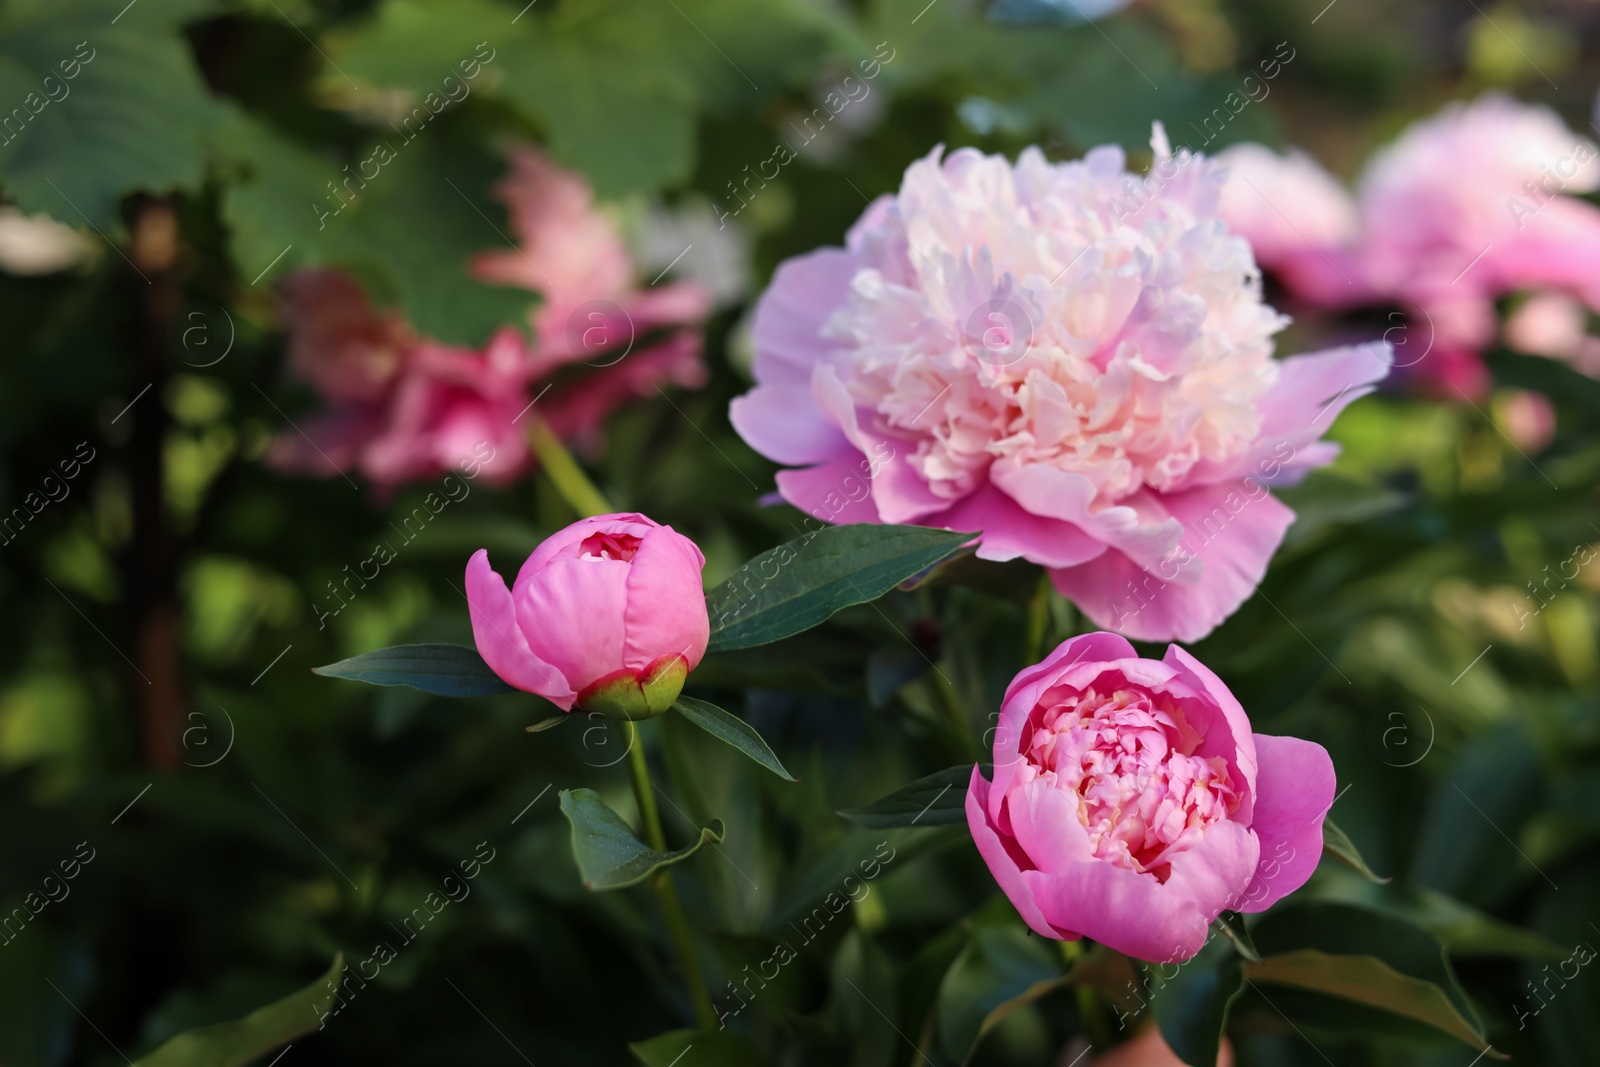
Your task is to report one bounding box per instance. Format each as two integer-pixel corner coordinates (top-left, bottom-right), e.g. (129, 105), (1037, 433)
(1219, 93), (1600, 400)
(966, 633), (1334, 963)
(732, 132), (1387, 642)
(268, 146), (709, 492)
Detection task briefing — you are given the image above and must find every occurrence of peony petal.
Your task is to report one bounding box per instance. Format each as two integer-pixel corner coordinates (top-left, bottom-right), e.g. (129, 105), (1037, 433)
(1162, 645), (1259, 816)
(774, 453), (884, 525)
(751, 248), (858, 387)
(621, 523), (710, 672)
(464, 549), (577, 708)
(729, 383), (852, 466)
(515, 513), (658, 587)
(966, 767), (1066, 940)
(1050, 480), (1296, 644)
(1021, 820), (1258, 963)
(989, 462), (1186, 574)
(515, 556), (630, 690)
(924, 483), (1108, 569)
(1238, 733), (1335, 913)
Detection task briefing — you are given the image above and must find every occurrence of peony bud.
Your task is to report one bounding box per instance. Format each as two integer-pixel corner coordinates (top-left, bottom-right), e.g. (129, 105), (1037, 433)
(465, 513), (709, 719)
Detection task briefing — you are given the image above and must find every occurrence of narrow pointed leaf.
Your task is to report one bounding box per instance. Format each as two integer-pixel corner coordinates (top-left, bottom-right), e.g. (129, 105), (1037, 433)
(1247, 902), (1493, 1053)
(525, 714), (568, 733)
(705, 524), (974, 652)
(560, 788), (724, 891)
(839, 765), (985, 828)
(1323, 816), (1390, 884)
(670, 696), (795, 781)
(132, 954), (343, 1066)
(313, 643), (514, 697)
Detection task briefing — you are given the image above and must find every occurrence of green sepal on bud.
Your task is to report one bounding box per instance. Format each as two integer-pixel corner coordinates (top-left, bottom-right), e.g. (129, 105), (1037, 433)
(575, 654), (689, 720)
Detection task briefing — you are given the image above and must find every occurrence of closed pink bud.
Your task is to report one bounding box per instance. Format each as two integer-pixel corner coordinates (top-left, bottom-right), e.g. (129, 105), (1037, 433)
(465, 513), (709, 718)
(967, 633), (1335, 963)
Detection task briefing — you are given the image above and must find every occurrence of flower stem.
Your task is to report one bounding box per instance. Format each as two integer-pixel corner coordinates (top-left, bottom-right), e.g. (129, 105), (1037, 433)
(1025, 571), (1052, 666)
(932, 666), (978, 761)
(1059, 941), (1111, 1048)
(625, 721), (717, 1029)
(525, 415), (613, 518)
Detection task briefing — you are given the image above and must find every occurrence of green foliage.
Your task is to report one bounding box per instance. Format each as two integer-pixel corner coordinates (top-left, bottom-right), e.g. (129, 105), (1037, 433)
(706, 524), (974, 652)
(560, 787), (724, 890)
(0, 0), (224, 230)
(669, 696), (795, 781)
(312, 642), (514, 696)
(839, 763), (978, 828)
(132, 955), (342, 1066)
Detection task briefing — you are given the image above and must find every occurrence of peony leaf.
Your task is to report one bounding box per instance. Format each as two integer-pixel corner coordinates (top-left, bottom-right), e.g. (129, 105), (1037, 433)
(1151, 935), (1245, 1067)
(838, 764), (984, 828)
(560, 788), (723, 891)
(1323, 816), (1390, 884)
(669, 696), (795, 781)
(1246, 902), (1495, 1054)
(131, 954), (342, 1066)
(312, 643), (514, 697)
(629, 1027), (765, 1066)
(937, 916), (1068, 1064)
(706, 524), (974, 652)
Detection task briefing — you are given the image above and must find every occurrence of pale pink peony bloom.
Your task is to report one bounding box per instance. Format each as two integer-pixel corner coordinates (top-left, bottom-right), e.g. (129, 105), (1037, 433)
(1219, 95), (1600, 398)
(465, 514), (710, 717)
(732, 133), (1388, 642)
(268, 147), (709, 492)
(966, 633), (1334, 963)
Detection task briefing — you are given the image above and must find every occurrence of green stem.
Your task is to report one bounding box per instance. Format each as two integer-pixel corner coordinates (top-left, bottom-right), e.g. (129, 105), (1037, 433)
(1059, 941), (1110, 1048)
(932, 667), (978, 760)
(1024, 571), (1052, 666)
(526, 415), (613, 518)
(625, 721), (717, 1029)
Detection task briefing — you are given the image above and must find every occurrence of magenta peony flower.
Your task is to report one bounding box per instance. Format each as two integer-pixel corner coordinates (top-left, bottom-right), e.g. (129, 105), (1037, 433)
(267, 146), (709, 493)
(1219, 94), (1600, 398)
(966, 633), (1334, 963)
(465, 513), (710, 718)
(731, 133), (1388, 642)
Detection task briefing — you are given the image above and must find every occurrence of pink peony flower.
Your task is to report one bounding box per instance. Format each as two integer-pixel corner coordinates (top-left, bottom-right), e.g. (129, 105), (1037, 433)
(465, 513), (710, 717)
(1218, 94), (1600, 398)
(731, 133), (1388, 642)
(268, 146), (710, 492)
(966, 633), (1335, 963)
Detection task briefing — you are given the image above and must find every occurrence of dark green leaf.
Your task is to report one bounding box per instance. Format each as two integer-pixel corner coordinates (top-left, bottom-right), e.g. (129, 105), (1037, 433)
(630, 1027), (765, 1066)
(1212, 911), (1260, 963)
(559, 788), (723, 891)
(525, 714), (567, 733)
(132, 955), (343, 1067)
(0, 0), (225, 230)
(670, 696), (795, 781)
(937, 914), (1067, 1064)
(1323, 816), (1390, 884)
(214, 114), (533, 346)
(1247, 902), (1490, 1052)
(312, 643), (514, 697)
(839, 764), (981, 829)
(1488, 351), (1600, 417)
(1152, 934), (1245, 1067)
(706, 524), (974, 652)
